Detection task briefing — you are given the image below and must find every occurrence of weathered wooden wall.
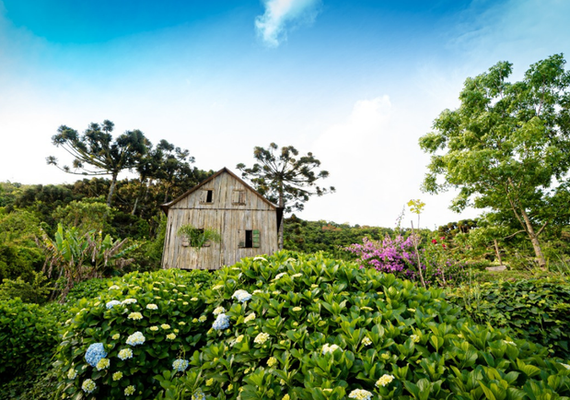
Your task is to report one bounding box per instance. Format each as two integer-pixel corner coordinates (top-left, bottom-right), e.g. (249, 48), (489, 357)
(162, 171), (278, 270)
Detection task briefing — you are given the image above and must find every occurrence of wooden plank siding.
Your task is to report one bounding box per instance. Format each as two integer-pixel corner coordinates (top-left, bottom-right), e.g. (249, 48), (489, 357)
(162, 169), (279, 270)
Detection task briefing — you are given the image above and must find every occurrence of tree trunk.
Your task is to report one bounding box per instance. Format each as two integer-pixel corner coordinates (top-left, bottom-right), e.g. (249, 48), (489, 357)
(520, 208), (546, 268)
(493, 239), (503, 266)
(278, 183), (284, 250)
(106, 173), (118, 207)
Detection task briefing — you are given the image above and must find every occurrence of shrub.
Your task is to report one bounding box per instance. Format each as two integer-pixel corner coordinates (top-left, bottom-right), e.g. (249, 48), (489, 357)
(164, 252), (570, 399)
(346, 236), (468, 287)
(52, 252), (570, 399)
(0, 299), (61, 385)
(447, 277), (570, 360)
(38, 223), (139, 300)
(0, 271), (52, 304)
(53, 268), (214, 399)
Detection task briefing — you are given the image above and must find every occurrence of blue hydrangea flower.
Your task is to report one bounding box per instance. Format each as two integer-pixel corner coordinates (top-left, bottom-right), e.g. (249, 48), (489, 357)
(106, 300), (121, 309)
(172, 358), (189, 372)
(212, 313), (230, 330)
(192, 389), (206, 400)
(232, 289), (252, 303)
(85, 343), (107, 367)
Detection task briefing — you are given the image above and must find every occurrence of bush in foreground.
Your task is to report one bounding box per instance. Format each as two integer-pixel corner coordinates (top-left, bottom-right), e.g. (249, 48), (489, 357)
(52, 251), (570, 399)
(447, 277), (570, 360)
(53, 268), (212, 399)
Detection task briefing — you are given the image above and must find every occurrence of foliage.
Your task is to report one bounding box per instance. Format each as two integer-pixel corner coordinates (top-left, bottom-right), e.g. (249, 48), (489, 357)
(137, 139), (205, 204)
(65, 277), (114, 302)
(447, 277), (570, 360)
(420, 54), (570, 267)
(52, 268), (214, 399)
(283, 215), (394, 260)
(0, 299), (61, 386)
(48, 120), (151, 206)
(127, 214), (168, 272)
(0, 271), (53, 304)
(52, 198), (114, 235)
(38, 224), (139, 300)
(162, 251), (570, 399)
(0, 210), (45, 282)
(178, 224), (222, 249)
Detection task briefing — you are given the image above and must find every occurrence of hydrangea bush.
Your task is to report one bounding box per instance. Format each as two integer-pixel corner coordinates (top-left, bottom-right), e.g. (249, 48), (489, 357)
(168, 251), (570, 399)
(53, 268), (213, 399)
(53, 252), (570, 399)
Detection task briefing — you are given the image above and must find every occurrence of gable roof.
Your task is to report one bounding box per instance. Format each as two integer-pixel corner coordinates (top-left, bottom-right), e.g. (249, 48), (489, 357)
(160, 167), (278, 214)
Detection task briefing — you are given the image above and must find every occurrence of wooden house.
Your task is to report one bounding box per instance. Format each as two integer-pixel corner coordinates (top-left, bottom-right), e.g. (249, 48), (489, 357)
(161, 167), (282, 270)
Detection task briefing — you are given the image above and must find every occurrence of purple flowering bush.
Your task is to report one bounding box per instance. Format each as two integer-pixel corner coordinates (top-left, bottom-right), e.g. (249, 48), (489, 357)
(345, 235), (418, 277)
(345, 235), (468, 287)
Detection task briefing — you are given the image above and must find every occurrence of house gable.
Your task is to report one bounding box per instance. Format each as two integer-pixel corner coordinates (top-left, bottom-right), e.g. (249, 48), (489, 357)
(162, 167), (277, 213)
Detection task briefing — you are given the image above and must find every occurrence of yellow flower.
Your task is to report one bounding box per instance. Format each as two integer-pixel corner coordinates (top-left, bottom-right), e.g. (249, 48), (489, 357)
(166, 333), (176, 340)
(267, 357), (278, 367)
(206, 378), (214, 386)
(96, 358), (110, 371)
(362, 337), (372, 346)
(244, 313), (256, 323)
(410, 334), (420, 343)
(161, 324), (171, 330)
(282, 395), (290, 400)
(375, 374), (395, 387)
(254, 332), (270, 345)
(111, 333), (120, 340)
(381, 352), (390, 360)
(112, 371), (123, 381)
(150, 326), (159, 331)
(124, 385), (136, 396)
(127, 312), (143, 321)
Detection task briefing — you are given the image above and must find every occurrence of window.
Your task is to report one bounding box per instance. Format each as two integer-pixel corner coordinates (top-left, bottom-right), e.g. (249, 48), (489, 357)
(239, 229), (260, 248)
(232, 190), (246, 205)
(201, 189), (213, 204)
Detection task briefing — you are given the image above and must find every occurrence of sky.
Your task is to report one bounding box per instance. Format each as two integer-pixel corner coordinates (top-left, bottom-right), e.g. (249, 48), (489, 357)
(1, 0), (569, 229)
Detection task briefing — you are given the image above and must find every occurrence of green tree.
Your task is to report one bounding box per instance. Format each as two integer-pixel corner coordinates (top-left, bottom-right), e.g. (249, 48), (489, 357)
(47, 120), (151, 206)
(237, 143), (335, 249)
(419, 54), (570, 268)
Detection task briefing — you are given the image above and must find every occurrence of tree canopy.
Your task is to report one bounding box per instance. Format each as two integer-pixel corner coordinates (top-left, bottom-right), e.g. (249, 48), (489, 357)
(419, 54), (570, 267)
(47, 120), (150, 206)
(237, 143), (335, 213)
(237, 143), (335, 249)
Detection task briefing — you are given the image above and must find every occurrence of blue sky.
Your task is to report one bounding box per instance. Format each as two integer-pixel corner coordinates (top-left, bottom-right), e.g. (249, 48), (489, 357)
(1, 0), (569, 228)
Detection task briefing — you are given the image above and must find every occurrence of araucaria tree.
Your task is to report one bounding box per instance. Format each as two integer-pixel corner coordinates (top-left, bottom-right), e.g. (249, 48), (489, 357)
(419, 54), (570, 267)
(47, 120), (150, 206)
(237, 143), (335, 248)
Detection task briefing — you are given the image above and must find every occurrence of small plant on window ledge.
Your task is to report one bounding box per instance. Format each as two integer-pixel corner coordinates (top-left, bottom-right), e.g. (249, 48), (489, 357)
(177, 224), (221, 249)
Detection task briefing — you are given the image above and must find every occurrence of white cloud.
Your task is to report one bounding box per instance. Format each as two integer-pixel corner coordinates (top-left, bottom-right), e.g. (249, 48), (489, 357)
(255, 0), (321, 47)
(300, 96), (481, 229)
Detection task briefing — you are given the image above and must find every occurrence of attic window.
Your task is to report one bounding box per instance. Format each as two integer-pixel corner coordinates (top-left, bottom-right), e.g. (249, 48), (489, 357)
(201, 189), (213, 204)
(239, 229), (260, 248)
(232, 190), (246, 205)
